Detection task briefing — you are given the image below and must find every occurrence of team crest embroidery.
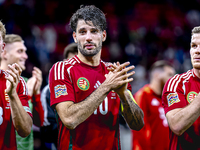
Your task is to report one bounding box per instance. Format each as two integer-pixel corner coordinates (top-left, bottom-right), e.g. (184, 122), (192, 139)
(77, 77), (90, 91)
(54, 84), (68, 98)
(187, 92), (197, 103)
(167, 92), (180, 107)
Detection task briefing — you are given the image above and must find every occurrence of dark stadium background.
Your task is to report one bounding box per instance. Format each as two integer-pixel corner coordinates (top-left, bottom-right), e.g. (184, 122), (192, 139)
(1, 0), (200, 149)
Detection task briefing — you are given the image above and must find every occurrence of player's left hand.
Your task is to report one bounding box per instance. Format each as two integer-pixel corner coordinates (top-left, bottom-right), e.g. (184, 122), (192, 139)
(5, 63), (22, 97)
(108, 62), (135, 96)
(32, 67), (43, 95)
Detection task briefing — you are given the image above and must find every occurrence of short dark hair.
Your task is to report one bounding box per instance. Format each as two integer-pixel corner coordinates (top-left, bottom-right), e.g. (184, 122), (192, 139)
(70, 5), (107, 32)
(63, 43), (78, 59)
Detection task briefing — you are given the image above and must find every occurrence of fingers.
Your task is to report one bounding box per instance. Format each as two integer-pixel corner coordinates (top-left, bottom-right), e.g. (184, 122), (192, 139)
(117, 71), (135, 81)
(13, 63), (22, 75)
(31, 67), (43, 94)
(32, 67), (43, 85)
(27, 77), (36, 97)
(32, 67), (42, 77)
(6, 63), (21, 83)
(5, 63), (21, 95)
(107, 62), (131, 72)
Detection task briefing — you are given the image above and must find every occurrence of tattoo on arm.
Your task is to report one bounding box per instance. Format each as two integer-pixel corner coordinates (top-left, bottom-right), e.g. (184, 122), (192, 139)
(121, 93), (144, 130)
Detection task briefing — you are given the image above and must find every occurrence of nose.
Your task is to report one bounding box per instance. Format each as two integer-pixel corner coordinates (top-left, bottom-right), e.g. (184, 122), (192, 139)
(86, 31), (92, 42)
(23, 52), (28, 59)
(195, 45), (200, 54)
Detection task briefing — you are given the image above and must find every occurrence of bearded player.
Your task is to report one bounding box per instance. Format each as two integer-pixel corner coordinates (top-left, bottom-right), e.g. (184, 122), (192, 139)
(49, 5), (144, 150)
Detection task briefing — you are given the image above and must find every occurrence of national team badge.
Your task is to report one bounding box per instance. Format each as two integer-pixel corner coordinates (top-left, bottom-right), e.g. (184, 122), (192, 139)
(167, 92), (180, 107)
(54, 84), (68, 98)
(77, 77), (90, 91)
(187, 92), (197, 103)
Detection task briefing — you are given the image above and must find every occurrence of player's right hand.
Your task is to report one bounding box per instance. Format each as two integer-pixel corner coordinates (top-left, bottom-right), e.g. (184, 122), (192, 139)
(5, 63), (22, 97)
(104, 62), (134, 92)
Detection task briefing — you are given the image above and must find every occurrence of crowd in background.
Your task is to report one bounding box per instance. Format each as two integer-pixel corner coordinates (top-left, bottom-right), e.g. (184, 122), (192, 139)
(0, 0), (199, 92)
(0, 0), (200, 149)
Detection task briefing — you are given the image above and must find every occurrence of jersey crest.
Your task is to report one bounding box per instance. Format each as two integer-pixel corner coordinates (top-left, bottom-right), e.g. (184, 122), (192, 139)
(187, 91), (197, 103)
(77, 77), (90, 91)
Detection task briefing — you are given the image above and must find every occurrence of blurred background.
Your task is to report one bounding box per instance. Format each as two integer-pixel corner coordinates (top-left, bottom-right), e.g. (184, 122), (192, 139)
(0, 0), (198, 91)
(1, 0), (199, 149)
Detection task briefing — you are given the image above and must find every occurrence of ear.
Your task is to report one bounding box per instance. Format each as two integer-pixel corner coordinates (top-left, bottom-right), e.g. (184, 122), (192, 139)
(1, 42), (5, 53)
(102, 30), (107, 42)
(72, 32), (77, 43)
(1, 46), (7, 60)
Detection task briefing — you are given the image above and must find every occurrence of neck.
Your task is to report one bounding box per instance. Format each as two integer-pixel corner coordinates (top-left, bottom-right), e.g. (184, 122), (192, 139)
(149, 80), (163, 96)
(194, 68), (200, 79)
(77, 53), (101, 66)
(0, 61), (9, 70)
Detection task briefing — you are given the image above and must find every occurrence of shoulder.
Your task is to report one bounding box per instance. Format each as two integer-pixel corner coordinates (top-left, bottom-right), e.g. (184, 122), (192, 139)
(0, 69), (7, 77)
(19, 76), (27, 86)
(21, 76), (28, 82)
(51, 57), (81, 72)
(49, 57), (81, 81)
(164, 70), (193, 92)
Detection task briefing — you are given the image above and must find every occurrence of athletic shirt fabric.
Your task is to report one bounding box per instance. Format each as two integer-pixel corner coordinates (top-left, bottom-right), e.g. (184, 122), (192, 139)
(16, 77), (34, 150)
(0, 69), (32, 150)
(162, 69), (200, 150)
(49, 55), (132, 150)
(132, 84), (169, 150)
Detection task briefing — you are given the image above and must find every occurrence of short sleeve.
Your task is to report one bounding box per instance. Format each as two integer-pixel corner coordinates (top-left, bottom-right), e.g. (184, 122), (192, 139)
(49, 61), (75, 107)
(162, 77), (188, 114)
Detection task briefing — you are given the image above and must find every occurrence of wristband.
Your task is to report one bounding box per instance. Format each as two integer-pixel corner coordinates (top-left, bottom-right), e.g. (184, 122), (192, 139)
(121, 90), (137, 112)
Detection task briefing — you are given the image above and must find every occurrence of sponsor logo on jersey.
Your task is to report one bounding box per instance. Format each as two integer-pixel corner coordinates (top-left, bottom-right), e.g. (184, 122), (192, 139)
(167, 92), (180, 107)
(54, 84), (68, 98)
(187, 91), (197, 103)
(77, 77), (90, 91)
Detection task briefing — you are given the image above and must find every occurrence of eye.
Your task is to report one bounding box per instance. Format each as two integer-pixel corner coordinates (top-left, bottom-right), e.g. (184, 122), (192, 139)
(17, 49), (24, 53)
(191, 44), (197, 48)
(91, 29), (98, 34)
(78, 29), (86, 35)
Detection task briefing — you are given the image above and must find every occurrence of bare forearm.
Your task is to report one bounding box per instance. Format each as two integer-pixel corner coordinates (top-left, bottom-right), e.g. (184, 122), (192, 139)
(9, 93), (33, 137)
(120, 90), (144, 130)
(57, 83), (109, 129)
(167, 95), (200, 135)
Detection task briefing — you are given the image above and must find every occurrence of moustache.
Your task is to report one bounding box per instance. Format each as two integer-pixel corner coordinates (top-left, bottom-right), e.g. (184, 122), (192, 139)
(83, 42), (96, 47)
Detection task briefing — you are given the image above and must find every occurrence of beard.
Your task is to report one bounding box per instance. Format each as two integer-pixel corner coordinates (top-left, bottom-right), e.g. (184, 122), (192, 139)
(77, 41), (102, 57)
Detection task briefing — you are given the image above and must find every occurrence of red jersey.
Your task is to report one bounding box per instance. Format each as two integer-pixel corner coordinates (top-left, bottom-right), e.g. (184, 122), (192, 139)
(162, 69), (200, 150)
(0, 69), (32, 150)
(132, 84), (169, 150)
(49, 56), (132, 150)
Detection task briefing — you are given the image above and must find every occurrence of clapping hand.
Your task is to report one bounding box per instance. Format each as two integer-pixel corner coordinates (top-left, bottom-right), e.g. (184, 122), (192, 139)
(5, 63), (22, 97)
